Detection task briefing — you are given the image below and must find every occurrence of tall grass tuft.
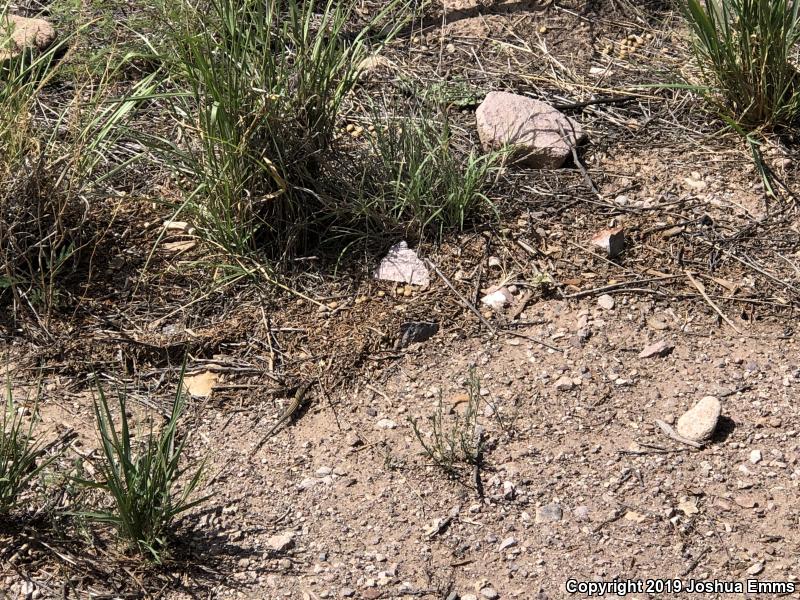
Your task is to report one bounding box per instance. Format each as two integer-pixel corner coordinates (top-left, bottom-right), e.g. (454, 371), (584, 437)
(0, 384), (51, 514)
(80, 375), (207, 562)
(0, 8), (159, 321)
(685, 0), (800, 127)
(155, 0), (402, 259)
(364, 103), (502, 238)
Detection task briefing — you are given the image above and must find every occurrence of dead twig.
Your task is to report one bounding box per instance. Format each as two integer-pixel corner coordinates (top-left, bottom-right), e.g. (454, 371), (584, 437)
(654, 419), (703, 449)
(425, 259), (496, 333)
(685, 271), (741, 334)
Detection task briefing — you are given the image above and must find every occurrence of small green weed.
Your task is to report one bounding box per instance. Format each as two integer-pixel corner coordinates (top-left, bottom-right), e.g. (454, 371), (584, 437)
(409, 370), (484, 479)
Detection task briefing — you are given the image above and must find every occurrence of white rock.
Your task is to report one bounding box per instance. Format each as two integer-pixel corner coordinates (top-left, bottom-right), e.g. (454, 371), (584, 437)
(750, 449), (762, 464)
(676, 396), (721, 442)
(597, 294), (615, 310)
(375, 418), (397, 430)
(481, 288), (513, 310)
(747, 562), (764, 575)
(374, 241), (430, 286)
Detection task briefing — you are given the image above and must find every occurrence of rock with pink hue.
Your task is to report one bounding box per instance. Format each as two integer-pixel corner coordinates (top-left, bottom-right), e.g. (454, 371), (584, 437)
(476, 91), (586, 168)
(374, 241), (430, 287)
(591, 226), (625, 258)
(1, 15), (56, 60)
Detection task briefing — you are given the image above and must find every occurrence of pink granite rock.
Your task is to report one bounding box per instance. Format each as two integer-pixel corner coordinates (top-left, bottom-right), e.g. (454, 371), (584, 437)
(476, 91), (586, 168)
(1, 15), (56, 60)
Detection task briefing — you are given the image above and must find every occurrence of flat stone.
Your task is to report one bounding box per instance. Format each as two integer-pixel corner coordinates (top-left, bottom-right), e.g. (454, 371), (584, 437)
(676, 396), (721, 442)
(266, 531), (295, 552)
(374, 241), (429, 286)
(183, 370), (218, 397)
(747, 562), (764, 575)
(1, 15), (56, 61)
(498, 537), (518, 551)
(573, 506), (591, 521)
(375, 418), (397, 430)
(481, 588), (499, 600)
(554, 376), (574, 392)
(476, 92), (586, 169)
(535, 503), (562, 523)
(749, 449), (762, 464)
(638, 340), (674, 359)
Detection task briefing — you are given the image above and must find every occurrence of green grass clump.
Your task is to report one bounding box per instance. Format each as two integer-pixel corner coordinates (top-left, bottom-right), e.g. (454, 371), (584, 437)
(156, 0), (401, 259)
(364, 104), (502, 238)
(0, 5), (158, 320)
(685, 0), (800, 127)
(0, 386), (51, 514)
(80, 377), (207, 562)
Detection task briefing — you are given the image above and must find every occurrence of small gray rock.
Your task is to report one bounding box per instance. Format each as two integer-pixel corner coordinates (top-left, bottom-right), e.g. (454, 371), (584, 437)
(481, 587), (500, 600)
(498, 537), (518, 551)
(341, 588), (356, 598)
(535, 503), (563, 523)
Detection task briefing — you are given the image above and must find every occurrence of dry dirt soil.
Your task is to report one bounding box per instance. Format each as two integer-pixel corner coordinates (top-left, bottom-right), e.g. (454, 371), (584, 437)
(3, 0), (800, 598)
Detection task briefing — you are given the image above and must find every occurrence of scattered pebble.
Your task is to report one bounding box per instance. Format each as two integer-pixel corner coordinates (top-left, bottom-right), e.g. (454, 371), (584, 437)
(747, 562), (764, 576)
(554, 376), (574, 392)
(535, 504), (563, 523)
(481, 288), (513, 311)
(375, 418), (397, 430)
(597, 294), (615, 310)
(749, 449), (762, 464)
(590, 227), (625, 258)
(638, 340), (674, 359)
(266, 532), (295, 553)
(498, 537), (518, 552)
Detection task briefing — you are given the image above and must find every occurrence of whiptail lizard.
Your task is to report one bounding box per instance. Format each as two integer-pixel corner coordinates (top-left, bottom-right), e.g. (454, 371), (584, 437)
(250, 379), (315, 456)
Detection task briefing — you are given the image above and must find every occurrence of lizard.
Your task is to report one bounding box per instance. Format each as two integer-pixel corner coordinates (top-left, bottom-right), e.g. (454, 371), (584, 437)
(250, 379), (315, 456)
